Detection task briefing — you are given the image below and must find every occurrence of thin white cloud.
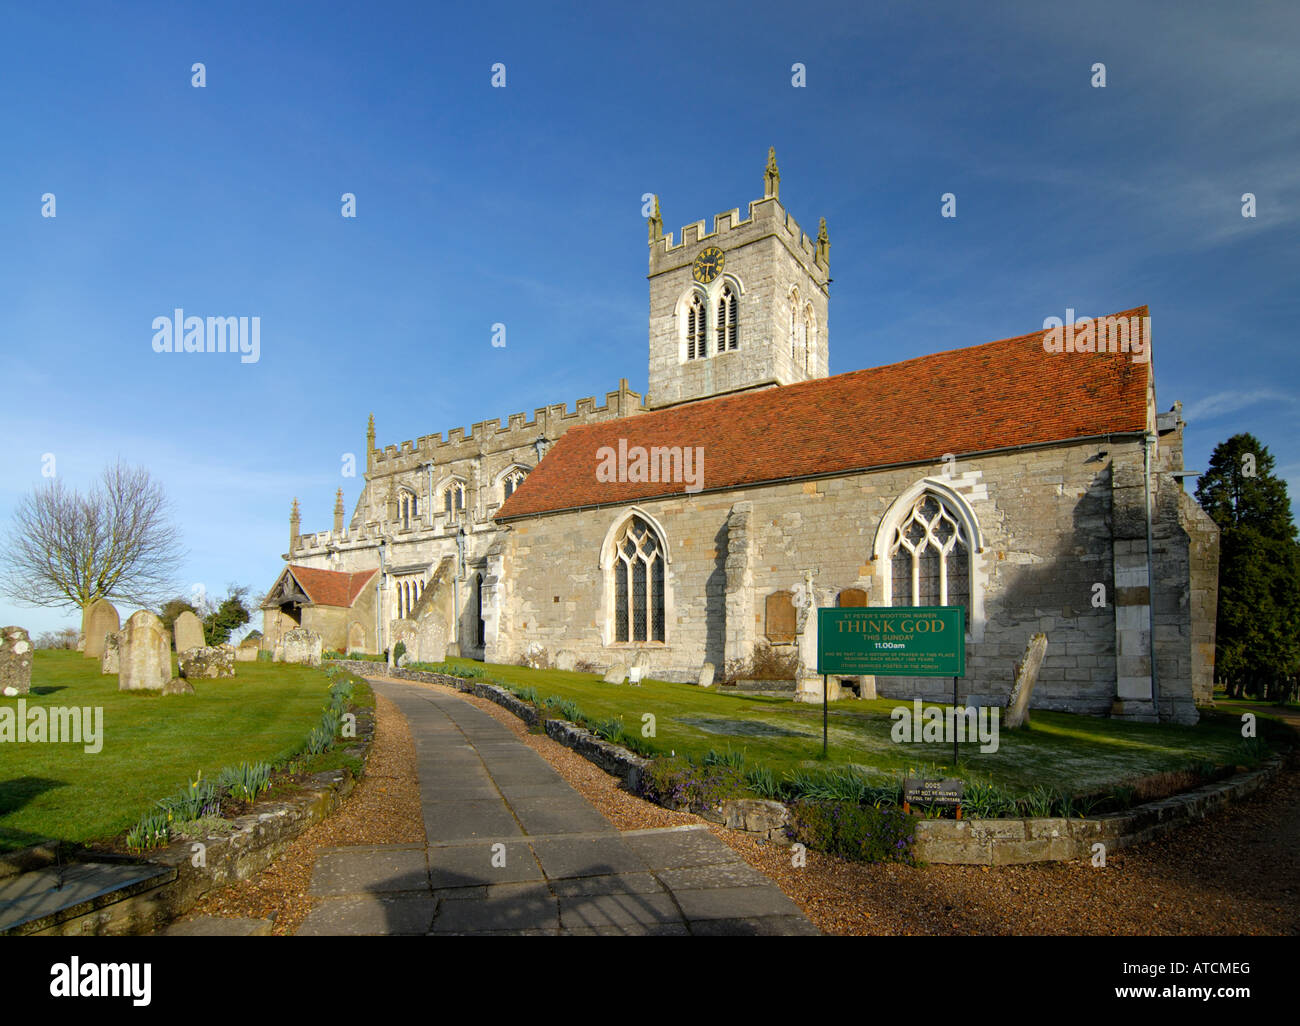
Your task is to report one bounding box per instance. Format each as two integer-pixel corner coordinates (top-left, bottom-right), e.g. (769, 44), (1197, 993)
(1181, 388), (1300, 424)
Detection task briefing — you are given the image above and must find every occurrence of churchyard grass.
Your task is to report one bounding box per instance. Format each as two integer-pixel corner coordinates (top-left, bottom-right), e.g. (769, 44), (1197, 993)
(434, 657), (1264, 795)
(0, 650), (348, 852)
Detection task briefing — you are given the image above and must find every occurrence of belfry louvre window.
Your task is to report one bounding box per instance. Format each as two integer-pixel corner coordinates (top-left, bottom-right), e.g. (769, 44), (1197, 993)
(687, 294), (706, 360)
(716, 284), (738, 352)
(503, 469), (526, 499)
(444, 482), (465, 518)
(888, 493), (971, 612)
(612, 516), (665, 643)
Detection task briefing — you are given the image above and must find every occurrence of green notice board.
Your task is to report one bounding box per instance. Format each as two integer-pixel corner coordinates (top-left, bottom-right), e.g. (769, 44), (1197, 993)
(817, 606), (965, 677)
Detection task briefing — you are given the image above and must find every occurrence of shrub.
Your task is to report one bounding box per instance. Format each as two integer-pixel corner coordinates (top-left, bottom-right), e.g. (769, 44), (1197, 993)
(744, 765), (782, 800)
(158, 771), (220, 823)
(734, 641), (798, 681)
(960, 779), (1018, 819)
(702, 745), (746, 770)
(543, 695), (583, 724)
(786, 799), (916, 865)
(393, 641), (406, 662)
(636, 757), (748, 811)
(591, 716), (626, 744)
(218, 761), (273, 803)
(125, 809), (171, 852)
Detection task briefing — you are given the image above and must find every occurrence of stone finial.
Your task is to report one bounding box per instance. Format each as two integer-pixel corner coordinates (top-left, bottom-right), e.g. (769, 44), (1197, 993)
(366, 412), (376, 472)
(764, 147), (780, 199)
(333, 488), (345, 535)
(816, 217), (830, 266)
(290, 497), (301, 550)
(647, 193), (662, 245)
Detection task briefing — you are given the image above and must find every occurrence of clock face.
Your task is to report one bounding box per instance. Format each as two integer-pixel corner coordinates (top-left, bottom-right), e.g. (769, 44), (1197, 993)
(692, 246), (725, 284)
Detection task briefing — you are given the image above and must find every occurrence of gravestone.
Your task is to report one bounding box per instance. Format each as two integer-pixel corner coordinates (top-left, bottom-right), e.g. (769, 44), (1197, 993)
(82, 599), (120, 660)
(101, 632), (121, 675)
(235, 639), (259, 662)
(602, 663), (628, 684)
(628, 665), (644, 684)
(282, 627), (322, 667)
(179, 644), (236, 679)
(272, 643), (284, 663)
(0, 627), (34, 695)
(414, 614), (448, 664)
(697, 663), (715, 687)
(163, 677), (195, 696)
(389, 620), (417, 666)
(346, 621), (366, 654)
(173, 610), (205, 653)
(119, 610), (171, 691)
(554, 650), (577, 672)
(1005, 633), (1049, 729)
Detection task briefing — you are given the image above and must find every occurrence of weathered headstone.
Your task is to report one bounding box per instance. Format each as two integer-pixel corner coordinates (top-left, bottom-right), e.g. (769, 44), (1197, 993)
(282, 627), (322, 667)
(554, 650), (577, 672)
(101, 632), (121, 675)
(119, 610), (171, 691)
(272, 643), (284, 663)
(82, 599), (120, 660)
(235, 639), (259, 662)
(0, 627), (34, 695)
(163, 677), (195, 696)
(414, 614), (448, 665)
(346, 621), (366, 654)
(389, 620), (417, 666)
(173, 610), (205, 653)
(179, 644), (236, 680)
(1005, 632), (1049, 729)
(602, 663), (628, 684)
(697, 663), (715, 687)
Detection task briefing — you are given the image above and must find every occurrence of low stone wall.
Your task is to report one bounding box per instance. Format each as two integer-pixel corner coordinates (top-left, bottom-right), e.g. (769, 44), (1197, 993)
(912, 757), (1284, 865)
(25, 704), (376, 936)
(336, 661), (1287, 866)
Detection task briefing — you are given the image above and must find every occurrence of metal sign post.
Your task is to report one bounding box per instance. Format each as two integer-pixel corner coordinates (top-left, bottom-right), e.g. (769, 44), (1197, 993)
(817, 605), (966, 768)
(822, 673), (828, 758)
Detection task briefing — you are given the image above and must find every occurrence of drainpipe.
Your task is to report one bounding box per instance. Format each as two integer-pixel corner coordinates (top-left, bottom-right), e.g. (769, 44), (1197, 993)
(453, 526), (465, 645)
(378, 540), (388, 658)
(1144, 432), (1160, 718)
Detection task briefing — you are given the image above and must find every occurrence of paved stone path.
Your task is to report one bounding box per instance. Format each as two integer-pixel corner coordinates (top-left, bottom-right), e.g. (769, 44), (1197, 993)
(297, 679), (818, 936)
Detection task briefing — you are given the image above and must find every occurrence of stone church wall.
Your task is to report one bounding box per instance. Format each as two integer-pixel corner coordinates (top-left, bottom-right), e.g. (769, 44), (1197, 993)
(493, 434), (1204, 719)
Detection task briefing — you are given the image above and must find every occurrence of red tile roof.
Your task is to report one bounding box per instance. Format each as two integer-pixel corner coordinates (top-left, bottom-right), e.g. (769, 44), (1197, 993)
(497, 307), (1152, 519)
(288, 566), (377, 608)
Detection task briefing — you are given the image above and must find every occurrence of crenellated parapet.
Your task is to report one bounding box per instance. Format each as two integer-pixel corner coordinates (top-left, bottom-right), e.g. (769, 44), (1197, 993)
(648, 148), (829, 287)
(369, 379), (645, 475)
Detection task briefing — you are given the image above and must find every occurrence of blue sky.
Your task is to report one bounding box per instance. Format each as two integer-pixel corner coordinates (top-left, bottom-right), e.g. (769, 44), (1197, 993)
(1, 0), (1296, 636)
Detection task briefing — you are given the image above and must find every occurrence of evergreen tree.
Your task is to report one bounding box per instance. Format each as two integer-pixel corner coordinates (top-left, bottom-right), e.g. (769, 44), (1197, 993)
(1196, 434), (1300, 702)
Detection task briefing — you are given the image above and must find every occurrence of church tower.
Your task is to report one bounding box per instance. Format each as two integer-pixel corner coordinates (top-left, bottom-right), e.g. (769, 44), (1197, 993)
(646, 148), (830, 409)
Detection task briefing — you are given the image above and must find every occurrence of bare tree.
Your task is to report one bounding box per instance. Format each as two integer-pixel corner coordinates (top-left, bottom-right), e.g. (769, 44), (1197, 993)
(0, 461), (185, 614)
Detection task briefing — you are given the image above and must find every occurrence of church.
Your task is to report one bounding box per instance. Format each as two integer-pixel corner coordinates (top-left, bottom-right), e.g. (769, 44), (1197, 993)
(263, 149), (1219, 725)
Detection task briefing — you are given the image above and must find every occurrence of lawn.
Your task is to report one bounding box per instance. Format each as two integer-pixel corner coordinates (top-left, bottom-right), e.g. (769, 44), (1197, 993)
(430, 657), (1260, 794)
(0, 650), (341, 852)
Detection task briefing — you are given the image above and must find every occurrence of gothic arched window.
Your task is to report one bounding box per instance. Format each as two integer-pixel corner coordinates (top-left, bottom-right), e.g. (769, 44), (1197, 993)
(398, 489), (417, 530)
(888, 493), (971, 612)
(443, 481), (466, 519)
(716, 283), (738, 353)
(502, 468), (527, 500)
(611, 515), (666, 643)
(803, 303), (817, 373)
(687, 293), (706, 361)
